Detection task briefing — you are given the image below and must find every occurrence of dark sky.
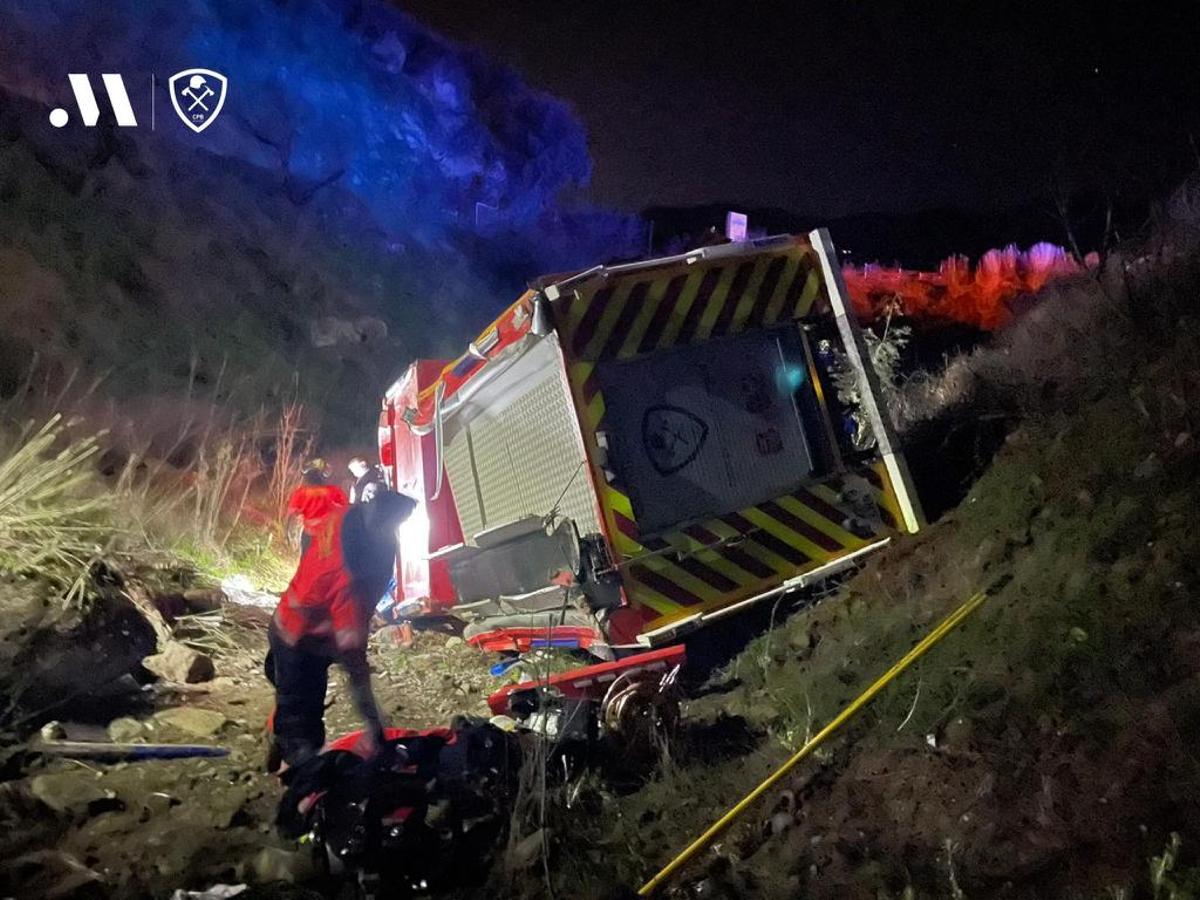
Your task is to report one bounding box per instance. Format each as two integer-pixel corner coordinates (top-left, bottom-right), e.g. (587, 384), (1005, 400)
(404, 0), (1200, 218)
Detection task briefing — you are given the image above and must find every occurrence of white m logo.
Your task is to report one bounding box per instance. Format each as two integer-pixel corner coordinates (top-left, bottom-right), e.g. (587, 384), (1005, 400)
(49, 74), (138, 128)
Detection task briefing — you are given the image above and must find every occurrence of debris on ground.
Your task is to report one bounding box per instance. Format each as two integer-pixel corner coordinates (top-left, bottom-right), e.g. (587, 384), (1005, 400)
(0, 572), (502, 899)
(169, 885), (247, 900)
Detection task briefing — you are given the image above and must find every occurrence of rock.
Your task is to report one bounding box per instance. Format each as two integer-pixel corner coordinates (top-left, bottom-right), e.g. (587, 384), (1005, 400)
(59, 722), (109, 742)
(142, 791), (178, 817)
(170, 886), (247, 900)
(309, 315), (388, 348)
(942, 716), (974, 749)
(3, 849), (103, 899)
(106, 717), (143, 743)
(40, 721), (66, 741)
(143, 641), (215, 684)
(195, 788), (250, 830)
(444, 636), (465, 648)
(247, 847), (313, 883)
(1133, 452), (1162, 480)
(29, 772), (109, 817)
(745, 699), (781, 723)
(154, 707), (227, 737)
(151, 593), (188, 621)
(506, 828), (547, 871)
(788, 627), (816, 659)
(0, 584), (156, 719)
(182, 587), (225, 614)
(768, 811), (792, 835)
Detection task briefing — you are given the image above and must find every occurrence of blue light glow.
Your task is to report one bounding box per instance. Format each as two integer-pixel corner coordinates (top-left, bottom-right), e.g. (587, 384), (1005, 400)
(1, 0), (642, 272)
(775, 363), (808, 394)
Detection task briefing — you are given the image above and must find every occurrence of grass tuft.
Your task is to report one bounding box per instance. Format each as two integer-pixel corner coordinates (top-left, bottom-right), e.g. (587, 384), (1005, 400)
(0, 415), (111, 604)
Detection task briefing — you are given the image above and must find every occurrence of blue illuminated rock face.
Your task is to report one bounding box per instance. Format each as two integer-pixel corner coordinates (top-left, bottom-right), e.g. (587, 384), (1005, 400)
(0, 0), (642, 272)
(0, 0), (645, 439)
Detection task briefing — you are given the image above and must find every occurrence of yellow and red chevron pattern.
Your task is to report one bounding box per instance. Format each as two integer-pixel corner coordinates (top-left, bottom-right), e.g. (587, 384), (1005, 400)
(595, 462), (905, 633)
(552, 237), (910, 635)
(557, 242), (827, 364)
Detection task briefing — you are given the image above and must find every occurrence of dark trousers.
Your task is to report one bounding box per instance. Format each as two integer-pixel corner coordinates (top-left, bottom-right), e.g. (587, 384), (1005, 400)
(266, 628), (334, 767)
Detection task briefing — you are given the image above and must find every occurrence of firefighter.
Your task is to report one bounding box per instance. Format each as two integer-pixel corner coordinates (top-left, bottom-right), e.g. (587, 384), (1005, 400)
(347, 456), (387, 504)
(286, 459), (348, 555)
(267, 489), (417, 768)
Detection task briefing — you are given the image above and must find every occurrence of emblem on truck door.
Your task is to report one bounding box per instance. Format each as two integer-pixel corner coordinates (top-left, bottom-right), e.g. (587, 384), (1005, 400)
(641, 405), (708, 476)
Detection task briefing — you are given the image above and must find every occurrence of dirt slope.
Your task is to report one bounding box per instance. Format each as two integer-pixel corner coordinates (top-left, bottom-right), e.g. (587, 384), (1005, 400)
(511, 229), (1200, 898)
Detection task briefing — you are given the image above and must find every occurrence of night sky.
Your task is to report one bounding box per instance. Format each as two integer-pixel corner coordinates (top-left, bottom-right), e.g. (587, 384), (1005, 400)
(404, 0), (1200, 219)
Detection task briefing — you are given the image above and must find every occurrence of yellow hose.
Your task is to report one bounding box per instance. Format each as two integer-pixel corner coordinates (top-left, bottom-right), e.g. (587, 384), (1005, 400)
(637, 589), (988, 896)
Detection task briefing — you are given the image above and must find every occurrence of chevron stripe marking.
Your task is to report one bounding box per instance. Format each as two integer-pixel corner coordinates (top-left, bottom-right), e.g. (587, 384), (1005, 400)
(572, 286), (613, 356)
(598, 281), (649, 360)
(758, 500), (844, 553)
(637, 274), (689, 355)
(709, 261), (755, 338)
(630, 565), (704, 606)
(763, 256), (802, 324)
(745, 255), (788, 329)
(675, 267), (723, 345)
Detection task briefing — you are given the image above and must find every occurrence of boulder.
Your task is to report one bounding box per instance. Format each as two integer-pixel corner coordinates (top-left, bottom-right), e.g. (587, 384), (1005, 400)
(194, 786), (251, 830)
(309, 316), (388, 348)
(143, 641), (215, 684)
(105, 717), (144, 743)
(182, 587), (225, 614)
(153, 707), (227, 738)
(0, 579), (156, 719)
(247, 847), (313, 883)
(28, 772), (110, 817)
(506, 828), (547, 871)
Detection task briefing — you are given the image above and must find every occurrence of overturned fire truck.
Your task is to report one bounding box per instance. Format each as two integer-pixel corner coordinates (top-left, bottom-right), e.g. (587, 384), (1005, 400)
(378, 230), (923, 728)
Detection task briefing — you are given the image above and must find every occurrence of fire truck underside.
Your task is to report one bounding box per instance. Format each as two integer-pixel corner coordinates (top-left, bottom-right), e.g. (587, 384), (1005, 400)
(383, 230), (923, 663)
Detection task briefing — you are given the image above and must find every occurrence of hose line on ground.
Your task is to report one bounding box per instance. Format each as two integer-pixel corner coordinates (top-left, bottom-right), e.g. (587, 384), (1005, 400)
(637, 588), (990, 897)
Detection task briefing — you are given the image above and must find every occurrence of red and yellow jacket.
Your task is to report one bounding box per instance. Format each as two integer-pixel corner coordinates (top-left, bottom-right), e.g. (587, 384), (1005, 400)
(286, 484), (348, 534)
(273, 509), (369, 652)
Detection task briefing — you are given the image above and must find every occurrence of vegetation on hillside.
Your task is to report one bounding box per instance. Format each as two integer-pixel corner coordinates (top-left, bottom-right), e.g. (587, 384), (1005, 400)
(484, 180), (1200, 900)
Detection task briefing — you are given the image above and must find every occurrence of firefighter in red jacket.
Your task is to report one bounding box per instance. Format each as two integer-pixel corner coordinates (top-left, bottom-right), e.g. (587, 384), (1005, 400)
(285, 460), (348, 555)
(267, 489), (416, 767)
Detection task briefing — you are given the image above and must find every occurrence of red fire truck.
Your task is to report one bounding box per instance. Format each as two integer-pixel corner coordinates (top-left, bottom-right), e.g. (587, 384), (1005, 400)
(377, 229), (922, 728)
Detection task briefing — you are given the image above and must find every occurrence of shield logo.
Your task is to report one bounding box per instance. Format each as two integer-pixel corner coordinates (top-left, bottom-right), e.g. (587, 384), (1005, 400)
(168, 69), (227, 133)
(641, 405), (709, 476)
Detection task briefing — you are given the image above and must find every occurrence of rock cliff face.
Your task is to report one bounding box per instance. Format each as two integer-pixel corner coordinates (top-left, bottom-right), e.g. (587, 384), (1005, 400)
(0, 0), (644, 442)
(0, 89), (501, 441)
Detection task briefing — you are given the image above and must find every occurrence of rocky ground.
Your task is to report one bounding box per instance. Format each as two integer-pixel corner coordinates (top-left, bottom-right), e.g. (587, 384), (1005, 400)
(0, 595), (497, 900)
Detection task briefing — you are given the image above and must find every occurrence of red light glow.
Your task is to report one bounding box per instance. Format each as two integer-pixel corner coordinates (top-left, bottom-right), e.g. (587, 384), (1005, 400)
(842, 243), (1085, 331)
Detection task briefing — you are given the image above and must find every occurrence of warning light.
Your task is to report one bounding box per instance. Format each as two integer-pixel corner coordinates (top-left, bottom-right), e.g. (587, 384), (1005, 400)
(725, 211), (748, 242)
